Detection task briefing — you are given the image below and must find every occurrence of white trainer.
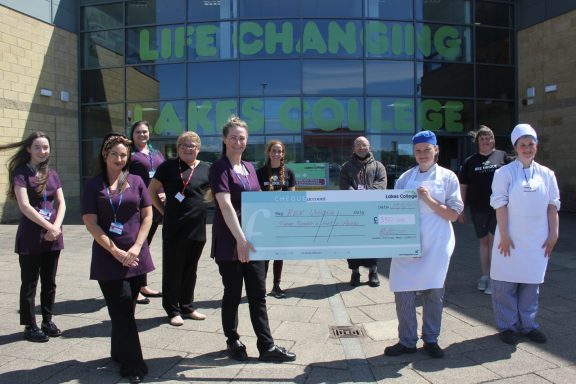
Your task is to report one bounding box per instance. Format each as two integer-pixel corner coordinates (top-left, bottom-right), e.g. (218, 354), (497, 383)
(477, 275), (489, 291)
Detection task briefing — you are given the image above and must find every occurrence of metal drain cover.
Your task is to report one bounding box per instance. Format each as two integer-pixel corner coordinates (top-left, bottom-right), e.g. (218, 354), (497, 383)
(329, 325), (366, 338)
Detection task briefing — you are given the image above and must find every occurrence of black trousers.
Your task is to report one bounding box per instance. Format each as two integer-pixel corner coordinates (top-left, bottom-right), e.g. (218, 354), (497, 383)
(140, 219), (160, 288)
(19, 251), (60, 326)
(347, 258), (378, 270)
(264, 260), (284, 286)
(98, 275), (148, 378)
(217, 260), (274, 353)
(162, 238), (205, 318)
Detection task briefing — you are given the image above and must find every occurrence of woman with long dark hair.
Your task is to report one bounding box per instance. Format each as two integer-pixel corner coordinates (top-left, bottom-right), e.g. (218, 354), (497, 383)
(82, 133), (154, 383)
(129, 120), (165, 304)
(1, 132), (66, 342)
(256, 140), (296, 298)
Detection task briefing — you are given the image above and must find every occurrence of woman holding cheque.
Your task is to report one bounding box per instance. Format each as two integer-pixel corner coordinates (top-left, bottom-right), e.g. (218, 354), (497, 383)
(385, 130), (463, 359)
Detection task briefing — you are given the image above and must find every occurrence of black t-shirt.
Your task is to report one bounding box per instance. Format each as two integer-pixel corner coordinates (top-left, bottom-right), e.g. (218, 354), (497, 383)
(459, 150), (509, 213)
(153, 159), (210, 241)
(256, 166), (296, 191)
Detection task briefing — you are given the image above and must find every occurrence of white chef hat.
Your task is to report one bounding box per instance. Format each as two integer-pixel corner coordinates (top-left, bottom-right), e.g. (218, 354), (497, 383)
(511, 124), (538, 146)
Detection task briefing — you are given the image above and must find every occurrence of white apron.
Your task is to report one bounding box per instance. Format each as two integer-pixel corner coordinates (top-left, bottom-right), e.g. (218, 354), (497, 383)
(491, 164), (549, 284)
(389, 166), (455, 292)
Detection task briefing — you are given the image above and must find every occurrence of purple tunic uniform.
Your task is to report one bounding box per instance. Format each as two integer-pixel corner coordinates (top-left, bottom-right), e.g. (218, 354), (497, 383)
(82, 173), (154, 281)
(209, 157), (260, 262)
(129, 148), (165, 187)
(13, 165), (64, 255)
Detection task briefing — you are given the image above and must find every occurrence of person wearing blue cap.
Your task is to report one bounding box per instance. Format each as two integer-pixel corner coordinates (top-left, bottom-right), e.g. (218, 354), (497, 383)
(489, 124), (560, 345)
(385, 130), (463, 359)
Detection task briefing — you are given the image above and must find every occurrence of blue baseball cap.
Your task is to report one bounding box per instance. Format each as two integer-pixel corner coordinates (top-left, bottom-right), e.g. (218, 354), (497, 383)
(412, 130), (437, 145)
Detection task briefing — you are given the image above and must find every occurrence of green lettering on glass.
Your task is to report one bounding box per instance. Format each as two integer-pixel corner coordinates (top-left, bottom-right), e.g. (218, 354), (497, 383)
(188, 101), (214, 134)
(139, 29), (159, 61)
(328, 21), (356, 54)
(278, 98), (301, 132)
(365, 21), (388, 55)
(419, 99), (443, 131)
(161, 28), (172, 59)
(239, 22), (263, 56)
(186, 25), (195, 46)
(312, 98), (343, 131)
(242, 98), (264, 133)
(416, 25), (432, 58)
(444, 101), (464, 132)
(391, 24), (405, 56)
(434, 26), (461, 60)
(174, 26), (186, 59)
(347, 99), (363, 131)
(132, 104), (144, 122)
(302, 22), (327, 54)
(404, 24), (415, 56)
(265, 22), (294, 55)
(216, 100), (238, 129)
(155, 103), (182, 135)
(197, 24), (218, 57)
(369, 99), (393, 132)
(394, 99), (414, 131)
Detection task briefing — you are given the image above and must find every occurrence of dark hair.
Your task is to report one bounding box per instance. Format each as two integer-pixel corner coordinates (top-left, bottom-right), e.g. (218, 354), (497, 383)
(221, 116), (248, 157)
(0, 131), (52, 199)
(129, 120), (158, 154)
(265, 140), (286, 191)
(469, 125), (495, 146)
(99, 133), (133, 192)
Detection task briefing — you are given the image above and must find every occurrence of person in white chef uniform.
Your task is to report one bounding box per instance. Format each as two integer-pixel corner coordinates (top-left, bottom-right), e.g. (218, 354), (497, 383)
(489, 124), (560, 345)
(385, 130), (463, 359)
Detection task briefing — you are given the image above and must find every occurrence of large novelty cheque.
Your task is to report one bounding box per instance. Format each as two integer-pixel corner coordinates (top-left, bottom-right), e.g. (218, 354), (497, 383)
(242, 190), (421, 260)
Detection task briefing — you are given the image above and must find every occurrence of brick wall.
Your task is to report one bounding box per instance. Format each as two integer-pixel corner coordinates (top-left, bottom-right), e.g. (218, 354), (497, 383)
(0, 5), (80, 223)
(517, 9), (576, 211)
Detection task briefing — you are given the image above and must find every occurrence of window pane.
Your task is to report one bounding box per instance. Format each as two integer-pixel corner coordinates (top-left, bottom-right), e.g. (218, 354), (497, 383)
(82, 30), (124, 68)
(188, 62), (238, 98)
(415, 24), (472, 62)
(126, 64), (186, 101)
(81, 68), (124, 103)
(365, 0), (412, 20)
(476, 100), (514, 136)
(82, 4), (123, 31)
(240, 60), (301, 96)
(188, 0), (236, 22)
(188, 98), (239, 136)
(475, 27), (512, 65)
(302, 0), (361, 18)
(248, 97), (303, 135)
(81, 104), (126, 139)
(417, 98), (472, 133)
(239, 0), (299, 18)
(366, 134), (414, 188)
(365, 21), (414, 59)
(415, 0), (471, 24)
(82, 140), (104, 178)
(303, 60), (363, 95)
(417, 62), (473, 97)
(188, 22), (237, 61)
(366, 61), (414, 96)
(303, 134), (357, 189)
(238, 20), (300, 59)
(475, 1), (513, 27)
(127, 25), (187, 64)
(301, 20), (362, 58)
(127, 101), (186, 137)
(303, 97), (364, 133)
(476, 65), (514, 99)
(366, 97), (415, 134)
(126, 0), (186, 25)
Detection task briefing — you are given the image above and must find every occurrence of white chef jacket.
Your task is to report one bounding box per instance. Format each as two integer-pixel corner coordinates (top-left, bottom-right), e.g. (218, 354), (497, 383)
(490, 160), (560, 284)
(389, 164), (463, 292)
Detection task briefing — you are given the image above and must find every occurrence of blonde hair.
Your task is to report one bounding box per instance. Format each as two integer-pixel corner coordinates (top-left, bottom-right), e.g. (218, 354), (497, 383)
(177, 131), (201, 148)
(221, 116), (248, 156)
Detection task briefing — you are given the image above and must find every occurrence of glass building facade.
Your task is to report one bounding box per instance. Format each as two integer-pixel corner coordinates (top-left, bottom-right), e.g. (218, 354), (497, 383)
(80, 0), (515, 188)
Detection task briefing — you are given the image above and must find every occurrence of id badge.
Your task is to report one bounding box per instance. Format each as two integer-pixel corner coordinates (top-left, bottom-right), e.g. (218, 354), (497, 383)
(39, 208), (52, 221)
(358, 184), (365, 190)
(522, 180), (534, 192)
(175, 192), (185, 202)
(109, 221), (124, 235)
(148, 170), (155, 178)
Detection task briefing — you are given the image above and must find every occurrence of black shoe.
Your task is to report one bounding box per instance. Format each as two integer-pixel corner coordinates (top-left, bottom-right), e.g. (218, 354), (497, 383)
(24, 325), (49, 343)
(499, 329), (518, 345)
(136, 298), (150, 305)
(422, 342), (444, 358)
(259, 345), (296, 362)
(227, 340), (248, 361)
(525, 329), (547, 344)
(384, 342), (417, 356)
(141, 291), (162, 298)
(41, 321), (62, 337)
(270, 285), (286, 299)
(368, 272), (380, 287)
(350, 272), (361, 287)
(129, 374), (143, 383)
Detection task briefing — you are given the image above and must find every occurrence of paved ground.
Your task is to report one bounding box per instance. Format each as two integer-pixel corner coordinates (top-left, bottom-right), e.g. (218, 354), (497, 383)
(0, 213), (575, 384)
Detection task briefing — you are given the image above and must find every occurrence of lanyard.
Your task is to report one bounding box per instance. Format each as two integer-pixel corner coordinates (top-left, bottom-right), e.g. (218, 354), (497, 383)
(179, 159), (196, 193)
(145, 151), (155, 172)
(522, 165), (534, 183)
(105, 186), (123, 222)
(233, 164), (251, 191)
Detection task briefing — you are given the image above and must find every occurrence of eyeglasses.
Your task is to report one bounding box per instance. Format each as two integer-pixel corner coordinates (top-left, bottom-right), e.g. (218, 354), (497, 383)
(179, 143), (198, 150)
